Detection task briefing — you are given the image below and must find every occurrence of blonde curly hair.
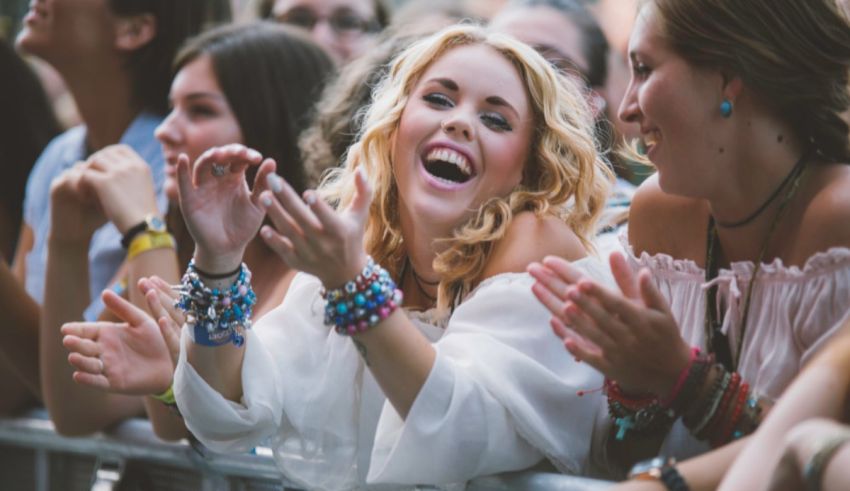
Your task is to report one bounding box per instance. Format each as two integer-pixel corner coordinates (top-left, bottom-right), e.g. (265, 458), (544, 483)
(319, 24), (612, 312)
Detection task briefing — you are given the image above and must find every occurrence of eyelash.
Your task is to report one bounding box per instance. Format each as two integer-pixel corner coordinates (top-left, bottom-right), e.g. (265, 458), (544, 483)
(632, 62), (651, 78)
(187, 105), (216, 118)
(422, 93), (513, 132)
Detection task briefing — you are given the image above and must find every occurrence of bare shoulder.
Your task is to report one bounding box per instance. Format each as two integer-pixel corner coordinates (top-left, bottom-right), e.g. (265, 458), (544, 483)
(796, 163), (850, 254)
(480, 211), (586, 281)
(628, 174), (707, 259)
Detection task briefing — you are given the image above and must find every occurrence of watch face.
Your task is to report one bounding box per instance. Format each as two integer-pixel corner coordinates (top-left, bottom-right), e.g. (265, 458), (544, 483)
(628, 456), (669, 480)
(147, 215), (166, 233)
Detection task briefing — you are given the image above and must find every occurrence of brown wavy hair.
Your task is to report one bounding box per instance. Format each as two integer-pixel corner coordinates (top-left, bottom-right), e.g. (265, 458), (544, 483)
(648, 0), (850, 162)
(319, 24), (612, 312)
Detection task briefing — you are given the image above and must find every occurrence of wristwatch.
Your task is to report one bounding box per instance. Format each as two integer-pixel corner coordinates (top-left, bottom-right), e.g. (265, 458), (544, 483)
(121, 214), (167, 248)
(628, 456), (690, 491)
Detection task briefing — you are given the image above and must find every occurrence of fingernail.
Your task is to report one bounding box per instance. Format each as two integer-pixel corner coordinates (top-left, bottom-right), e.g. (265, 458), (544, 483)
(249, 149), (262, 160)
(304, 191), (316, 205)
(266, 174), (283, 193)
(261, 227), (272, 239)
(568, 289), (581, 301)
(261, 195), (272, 207)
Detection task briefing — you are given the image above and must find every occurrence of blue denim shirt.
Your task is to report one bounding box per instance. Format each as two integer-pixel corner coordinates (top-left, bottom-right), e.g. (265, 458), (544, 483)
(23, 112), (166, 320)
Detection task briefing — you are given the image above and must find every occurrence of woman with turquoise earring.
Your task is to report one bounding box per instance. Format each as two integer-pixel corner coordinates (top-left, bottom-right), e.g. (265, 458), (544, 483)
(529, 0), (850, 487)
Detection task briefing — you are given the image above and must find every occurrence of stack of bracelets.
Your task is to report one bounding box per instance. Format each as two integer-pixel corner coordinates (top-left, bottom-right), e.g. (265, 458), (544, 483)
(607, 347), (764, 445)
(321, 256), (403, 336)
(175, 260), (256, 347)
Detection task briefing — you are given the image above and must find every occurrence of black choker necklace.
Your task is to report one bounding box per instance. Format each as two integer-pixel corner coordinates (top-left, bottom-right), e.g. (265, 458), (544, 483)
(714, 150), (810, 229)
(403, 257), (438, 303)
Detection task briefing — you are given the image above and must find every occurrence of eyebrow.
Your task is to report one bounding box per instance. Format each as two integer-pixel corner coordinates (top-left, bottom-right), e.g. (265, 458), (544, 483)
(183, 92), (226, 102)
(426, 77), (521, 119)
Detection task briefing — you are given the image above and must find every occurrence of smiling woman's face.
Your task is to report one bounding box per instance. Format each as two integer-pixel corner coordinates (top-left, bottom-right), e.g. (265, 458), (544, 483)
(154, 55), (244, 202)
(391, 43), (534, 233)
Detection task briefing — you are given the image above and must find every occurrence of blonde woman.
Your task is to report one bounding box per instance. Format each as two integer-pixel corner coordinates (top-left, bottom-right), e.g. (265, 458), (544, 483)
(169, 25), (612, 489)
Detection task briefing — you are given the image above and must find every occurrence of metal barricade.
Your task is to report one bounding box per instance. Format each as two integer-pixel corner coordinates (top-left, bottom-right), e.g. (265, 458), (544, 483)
(0, 410), (614, 491)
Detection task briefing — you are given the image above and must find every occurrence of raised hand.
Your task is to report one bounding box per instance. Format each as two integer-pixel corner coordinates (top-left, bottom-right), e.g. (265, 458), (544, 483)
(61, 289), (175, 395)
(176, 144), (275, 272)
(138, 275), (184, 366)
(259, 166), (373, 288)
(80, 144), (160, 234)
(528, 251), (691, 396)
(49, 162), (107, 243)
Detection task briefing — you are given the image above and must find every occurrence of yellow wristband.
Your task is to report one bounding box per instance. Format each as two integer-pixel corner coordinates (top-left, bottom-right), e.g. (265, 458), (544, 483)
(127, 231), (176, 261)
(152, 384), (176, 406)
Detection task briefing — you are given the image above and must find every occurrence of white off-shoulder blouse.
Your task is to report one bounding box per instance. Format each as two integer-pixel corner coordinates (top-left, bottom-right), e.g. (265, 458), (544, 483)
(621, 236), (850, 459)
(174, 257), (614, 490)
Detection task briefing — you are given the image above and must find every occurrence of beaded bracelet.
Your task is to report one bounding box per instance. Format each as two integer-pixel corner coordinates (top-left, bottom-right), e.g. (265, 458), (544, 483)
(716, 382), (749, 445)
(663, 349), (713, 415)
(175, 260), (256, 347)
(321, 256), (403, 336)
(606, 379), (675, 440)
(689, 369), (731, 437)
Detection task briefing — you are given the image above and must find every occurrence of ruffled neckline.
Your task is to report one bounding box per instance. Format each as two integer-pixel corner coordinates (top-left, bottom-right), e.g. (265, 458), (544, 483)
(619, 234), (850, 281)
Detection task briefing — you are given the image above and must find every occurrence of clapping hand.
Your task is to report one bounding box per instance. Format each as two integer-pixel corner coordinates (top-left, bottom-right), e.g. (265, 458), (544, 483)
(176, 144), (276, 272)
(528, 251), (691, 396)
(61, 282), (182, 396)
(259, 166), (373, 288)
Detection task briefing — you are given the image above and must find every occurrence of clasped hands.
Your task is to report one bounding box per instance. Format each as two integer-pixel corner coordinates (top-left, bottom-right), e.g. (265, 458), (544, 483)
(528, 251), (692, 397)
(49, 144), (159, 243)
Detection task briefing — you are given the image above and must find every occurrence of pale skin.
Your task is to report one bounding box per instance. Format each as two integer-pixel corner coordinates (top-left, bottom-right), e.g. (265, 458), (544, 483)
(177, 44), (588, 422)
(719, 319), (850, 491)
(55, 50), (299, 439)
(41, 145), (188, 438)
(0, 2), (155, 414)
(530, 1), (850, 480)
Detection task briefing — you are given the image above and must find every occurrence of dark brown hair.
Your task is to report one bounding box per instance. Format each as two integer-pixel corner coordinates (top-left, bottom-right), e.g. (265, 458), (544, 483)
(173, 22), (335, 193)
(650, 0), (850, 161)
(109, 0), (231, 115)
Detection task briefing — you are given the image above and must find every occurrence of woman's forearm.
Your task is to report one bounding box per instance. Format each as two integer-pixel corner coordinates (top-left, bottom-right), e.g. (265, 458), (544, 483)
(354, 309), (436, 419)
(41, 238), (142, 435)
(611, 438), (748, 491)
(719, 364), (849, 490)
(0, 260), (40, 397)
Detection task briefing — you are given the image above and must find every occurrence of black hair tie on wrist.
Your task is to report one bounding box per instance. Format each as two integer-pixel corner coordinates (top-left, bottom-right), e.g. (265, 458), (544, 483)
(192, 263), (242, 279)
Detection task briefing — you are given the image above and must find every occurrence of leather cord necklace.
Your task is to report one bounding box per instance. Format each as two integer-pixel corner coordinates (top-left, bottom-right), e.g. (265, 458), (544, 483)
(715, 151), (811, 228)
(400, 257), (438, 304)
(704, 151), (809, 371)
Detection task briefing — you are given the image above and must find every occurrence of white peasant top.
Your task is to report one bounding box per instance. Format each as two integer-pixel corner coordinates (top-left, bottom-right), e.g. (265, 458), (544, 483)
(621, 236), (850, 459)
(174, 257), (613, 490)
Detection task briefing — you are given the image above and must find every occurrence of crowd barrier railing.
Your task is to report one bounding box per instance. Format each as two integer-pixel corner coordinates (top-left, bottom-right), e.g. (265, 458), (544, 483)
(0, 409), (614, 491)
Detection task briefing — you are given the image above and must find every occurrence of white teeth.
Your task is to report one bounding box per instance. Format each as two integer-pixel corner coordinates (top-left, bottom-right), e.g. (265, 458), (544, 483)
(425, 147), (472, 176)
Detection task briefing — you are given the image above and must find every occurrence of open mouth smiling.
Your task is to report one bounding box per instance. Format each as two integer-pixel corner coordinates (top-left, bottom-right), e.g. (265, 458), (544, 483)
(421, 145), (476, 185)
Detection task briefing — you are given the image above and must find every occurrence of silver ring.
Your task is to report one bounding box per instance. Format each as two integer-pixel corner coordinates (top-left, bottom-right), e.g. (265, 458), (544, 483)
(211, 163), (228, 177)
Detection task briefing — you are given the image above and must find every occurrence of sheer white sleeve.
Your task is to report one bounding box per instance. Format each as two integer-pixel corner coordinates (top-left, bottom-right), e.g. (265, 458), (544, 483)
(367, 258), (611, 484)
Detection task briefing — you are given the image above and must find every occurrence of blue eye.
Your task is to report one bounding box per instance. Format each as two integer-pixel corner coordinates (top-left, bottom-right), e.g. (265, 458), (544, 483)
(423, 93), (453, 107)
(482, 113), (512, 132)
